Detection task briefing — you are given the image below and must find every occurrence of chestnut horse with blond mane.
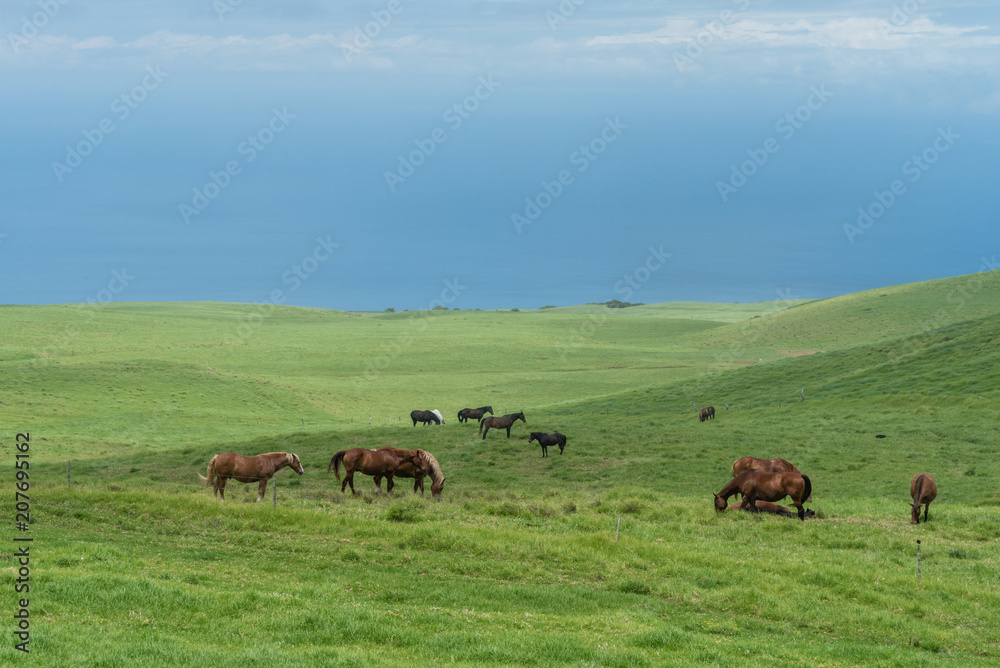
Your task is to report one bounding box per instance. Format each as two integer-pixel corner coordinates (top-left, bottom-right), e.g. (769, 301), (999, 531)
(714, 470), (812, 520)
(327, 447), (425, 495)
(198, 452), (304, 501)
(372, 447), (447, 498)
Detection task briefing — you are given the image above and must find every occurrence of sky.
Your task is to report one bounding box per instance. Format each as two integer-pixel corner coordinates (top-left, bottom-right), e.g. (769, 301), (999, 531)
(1, 0), (998, 311)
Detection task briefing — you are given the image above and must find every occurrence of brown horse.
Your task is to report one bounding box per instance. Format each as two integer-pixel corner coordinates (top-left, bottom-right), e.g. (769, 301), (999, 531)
(699, 406), (715, 422)
(479, 411), (526, 439)
(372, 447), (447, 498)
(410, 409), (442, 426)
(728, 500), (815, 518)
(714, 470), (812, 520)
(327, 447), (425, 495)
(730, 456), (808, 501)
(198, 452), (304, 501)
(910, 473), (937, 524)
(458, 406), (493, 423)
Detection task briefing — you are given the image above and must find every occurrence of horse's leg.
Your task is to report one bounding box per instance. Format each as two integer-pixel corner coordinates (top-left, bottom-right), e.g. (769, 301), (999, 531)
(924, 501), (930, 523)
(217, 477), (227, 501)
(506, 426), (511, 438)
(386, 474), (394, 494)
(414, 477), (422, 496)
(373, 474), (383, 494)
(257, 479), (267, 502)
(482, 426), (488, 440)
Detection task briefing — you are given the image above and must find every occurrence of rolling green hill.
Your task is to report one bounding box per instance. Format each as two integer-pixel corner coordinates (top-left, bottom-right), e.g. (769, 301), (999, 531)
(3, 270), (1000, 666)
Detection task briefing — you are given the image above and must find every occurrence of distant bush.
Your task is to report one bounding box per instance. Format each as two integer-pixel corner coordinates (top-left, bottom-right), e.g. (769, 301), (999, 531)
(432, 305), (448, 310)
(540, 305), (557, 309)
(384, 307), (395, 312)
(604, 299), (644, 309)
(511, 308), (520, 312)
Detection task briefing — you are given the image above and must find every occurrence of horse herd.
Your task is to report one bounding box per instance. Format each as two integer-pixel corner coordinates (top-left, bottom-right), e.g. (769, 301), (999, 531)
(198, 407), (937, 525)
(198, 405), (567, 501)
(712, 455), (938, 524)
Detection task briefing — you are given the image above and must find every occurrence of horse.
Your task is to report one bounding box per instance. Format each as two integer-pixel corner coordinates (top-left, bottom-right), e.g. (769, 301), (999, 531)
(198, 452), (304, 501)
(699, 406), (715, 422)
(713, 470), (812, 520)
(910, 473), (937, 524)
(727, 500), (815, 518)
(730, 456), (808, 501)
(410, 409), (441, 426)
(458, 406), (493, 423)
(528, 432), (566, 457)
(430, 409), (446, 425)
(372, 447), (447, 498)
(327, 448), (425, 495)
(479, 411), (526, 439)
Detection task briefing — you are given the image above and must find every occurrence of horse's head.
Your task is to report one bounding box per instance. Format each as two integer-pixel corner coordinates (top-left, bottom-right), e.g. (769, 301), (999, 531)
(485, 406), (494, 415)
(517, 411), (526, 423)
(288, 453), (304, 475)
(431, 477), (446, 499)
(713, 494), (727, 511)
(528, 432), (540, 443)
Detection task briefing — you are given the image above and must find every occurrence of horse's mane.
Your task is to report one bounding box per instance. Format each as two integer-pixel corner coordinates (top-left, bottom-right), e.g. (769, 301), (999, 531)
(418, 450), (443, 483)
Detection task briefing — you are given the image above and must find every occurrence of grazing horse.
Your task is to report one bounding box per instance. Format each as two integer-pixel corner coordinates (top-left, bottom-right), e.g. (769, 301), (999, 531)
(372, 447), (447, 498)
(728, 500), (815, 518)
(410, 409), (441, 426)
(327, 448), (425, 495)
(528, 432), (566, 457)
(730, 456), (808, 501)
(198, 452), (304, 501)
(714, 470), (812, 520)
(430, 409), (446, 425)
(458, 406), (493, 423)
(479, 411), (526, 439)
(910, 473), (938, 524)
(699, 406), (715, 422)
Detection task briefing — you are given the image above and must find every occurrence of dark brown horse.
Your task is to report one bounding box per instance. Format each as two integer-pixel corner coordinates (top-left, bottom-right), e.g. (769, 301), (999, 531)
(699, 406), (715, 422)
(528, 432), (566, 457)
(410, 409), (442, 426)
(714, 470), (812, 520)
(458, 406), (493, 423)
(372, 447), (447, 498)
(728, 500), (815, 518)
(198, 452), (304, 501)
(327, 447), (425, 495)
(910, 473), (937, 524)
(479, 411), (526, 439)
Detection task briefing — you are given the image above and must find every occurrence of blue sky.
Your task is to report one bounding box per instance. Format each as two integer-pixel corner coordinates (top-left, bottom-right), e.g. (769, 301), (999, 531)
(1, 0), (998, 310)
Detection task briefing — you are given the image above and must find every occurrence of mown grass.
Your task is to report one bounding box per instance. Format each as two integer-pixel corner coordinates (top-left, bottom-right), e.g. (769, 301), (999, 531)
(3, 270), (1000, 665)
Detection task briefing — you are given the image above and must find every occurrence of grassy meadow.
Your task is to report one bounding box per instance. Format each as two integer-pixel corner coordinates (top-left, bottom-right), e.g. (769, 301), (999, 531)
(3, 271), (1000, 666)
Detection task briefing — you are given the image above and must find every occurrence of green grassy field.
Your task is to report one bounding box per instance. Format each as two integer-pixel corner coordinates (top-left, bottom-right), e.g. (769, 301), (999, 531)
(3, 271), (1000, 666)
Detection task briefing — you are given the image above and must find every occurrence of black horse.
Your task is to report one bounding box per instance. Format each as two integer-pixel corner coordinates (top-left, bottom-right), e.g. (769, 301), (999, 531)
(458, 406), (493, 423)
(479, 411), (526, 439)
(410, 410), (441, 426)
(529, 432), (566, 457)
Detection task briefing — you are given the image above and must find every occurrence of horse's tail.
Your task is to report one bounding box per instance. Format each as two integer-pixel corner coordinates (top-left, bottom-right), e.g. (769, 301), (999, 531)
(800, 474), (812, 506)
(913, 474), (925, 510)
(198, 455), (218, 485)
(328, 451), (346, 479)
(478, 418), (486, 435)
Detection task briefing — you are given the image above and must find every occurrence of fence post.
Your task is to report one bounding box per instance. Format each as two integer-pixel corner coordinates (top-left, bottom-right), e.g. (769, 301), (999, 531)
(917, 539), (922, 584)
(273, 480), (277, 509)
(616, 515), (622, 541)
